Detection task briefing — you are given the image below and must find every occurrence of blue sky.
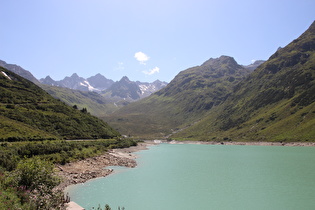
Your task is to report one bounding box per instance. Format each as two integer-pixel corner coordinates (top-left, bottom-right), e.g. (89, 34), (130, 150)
(0, 0), (314, 82)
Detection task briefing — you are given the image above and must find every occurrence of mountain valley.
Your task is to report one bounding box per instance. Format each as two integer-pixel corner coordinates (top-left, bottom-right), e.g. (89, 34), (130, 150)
(107, 21), (315, 141)
(1, 21), (314, 142)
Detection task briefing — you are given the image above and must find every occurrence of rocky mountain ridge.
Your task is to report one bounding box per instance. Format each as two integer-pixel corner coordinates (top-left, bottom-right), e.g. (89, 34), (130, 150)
(40, 73), (167, 101)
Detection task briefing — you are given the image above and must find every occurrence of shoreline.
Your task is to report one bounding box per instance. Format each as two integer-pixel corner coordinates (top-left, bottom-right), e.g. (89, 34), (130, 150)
(56, 141), (157, 192)
(61, 139), (314, 209)
(167, 140), (315, 147)
(58, 139), (315, 190)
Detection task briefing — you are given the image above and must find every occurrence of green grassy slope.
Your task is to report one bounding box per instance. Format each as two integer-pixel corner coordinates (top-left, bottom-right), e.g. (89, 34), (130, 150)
(0, 67), (120, 141)
(106, 56), (251, 138)
(40, 85), (119, 117)
(174, 21), (315, 142)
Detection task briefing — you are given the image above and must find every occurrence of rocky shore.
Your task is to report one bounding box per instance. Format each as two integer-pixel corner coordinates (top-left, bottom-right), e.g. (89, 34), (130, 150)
(56, 142), (155, 191)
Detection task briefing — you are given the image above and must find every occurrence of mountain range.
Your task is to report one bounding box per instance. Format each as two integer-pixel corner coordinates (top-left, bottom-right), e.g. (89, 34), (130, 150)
(0, 60), (167, 116)
(40, 73), (167, 101)
(107, 21), (315, 142)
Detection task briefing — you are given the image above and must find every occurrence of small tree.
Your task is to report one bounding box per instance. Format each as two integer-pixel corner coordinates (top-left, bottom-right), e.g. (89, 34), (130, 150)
(5, 157), (65, 209)
(81, 107), (88, 113)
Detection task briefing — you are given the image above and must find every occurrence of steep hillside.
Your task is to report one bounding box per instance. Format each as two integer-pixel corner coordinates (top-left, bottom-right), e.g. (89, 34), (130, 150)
(0, 60), (39, 84)
(174, 21), (315, 142)
(107, 56), (251, 138)
(40, 85), (119, 117)
(0, 67), (120, 141)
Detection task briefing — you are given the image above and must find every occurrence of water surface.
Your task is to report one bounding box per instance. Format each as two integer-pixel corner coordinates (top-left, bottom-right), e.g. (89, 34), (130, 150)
(67, 143), (315, 210)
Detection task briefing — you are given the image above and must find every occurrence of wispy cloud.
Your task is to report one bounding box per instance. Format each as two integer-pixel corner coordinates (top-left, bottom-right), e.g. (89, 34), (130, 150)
(142, 67), (160, 75)
(114, 62), (124, 71)
(134, 52), (150, 65)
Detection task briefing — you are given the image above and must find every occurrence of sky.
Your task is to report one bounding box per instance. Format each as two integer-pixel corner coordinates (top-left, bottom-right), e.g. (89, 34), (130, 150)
(0, 0), (314, 83)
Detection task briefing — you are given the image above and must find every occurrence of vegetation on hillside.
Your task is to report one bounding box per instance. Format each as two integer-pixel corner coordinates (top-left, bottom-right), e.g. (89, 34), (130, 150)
(0, 67), (120, 141)
(173, 21), (315, 142)
(0, 138), (137, 209)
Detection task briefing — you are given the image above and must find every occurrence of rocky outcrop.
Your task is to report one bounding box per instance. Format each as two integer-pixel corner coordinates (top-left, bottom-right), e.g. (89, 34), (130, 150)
(56, 152), (137, 190)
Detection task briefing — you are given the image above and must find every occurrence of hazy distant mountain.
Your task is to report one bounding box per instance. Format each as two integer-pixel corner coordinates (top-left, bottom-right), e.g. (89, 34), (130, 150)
(103, 76), (142, 100)
(243, 60), (265, 71)
(102, 76), (168, 101)
(87, 73), (115, 90)
(0, 59), (40, 84)
(40, 73), (167, 102)
(136, 80), (168, 98)
(40, 76), (59, 86)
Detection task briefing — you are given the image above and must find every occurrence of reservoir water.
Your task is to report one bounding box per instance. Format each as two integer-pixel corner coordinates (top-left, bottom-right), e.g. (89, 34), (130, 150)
(66, 143), (315, 209)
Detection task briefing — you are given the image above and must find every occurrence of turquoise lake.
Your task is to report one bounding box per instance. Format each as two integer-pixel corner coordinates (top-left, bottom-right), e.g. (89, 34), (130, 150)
(66, 143), (315, 210)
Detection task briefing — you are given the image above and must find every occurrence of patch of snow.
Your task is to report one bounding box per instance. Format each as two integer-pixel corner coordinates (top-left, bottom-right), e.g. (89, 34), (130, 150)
(80, 81), (100, 92)
(139, 84), (159, 95)
(1, 71), (12, 80)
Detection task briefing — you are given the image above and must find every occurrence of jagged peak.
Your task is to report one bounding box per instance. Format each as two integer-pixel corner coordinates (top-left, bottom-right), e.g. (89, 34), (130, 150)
(45, 75), (53, 80)
(120, 76), (131, 82)
(92, 73), (106, 78)
(70, 73), (80, 78)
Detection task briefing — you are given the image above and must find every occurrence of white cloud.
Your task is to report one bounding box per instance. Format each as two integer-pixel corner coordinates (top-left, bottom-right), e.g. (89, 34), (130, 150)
(142, 67), (160, 75)
(134, 52), (150, 65)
